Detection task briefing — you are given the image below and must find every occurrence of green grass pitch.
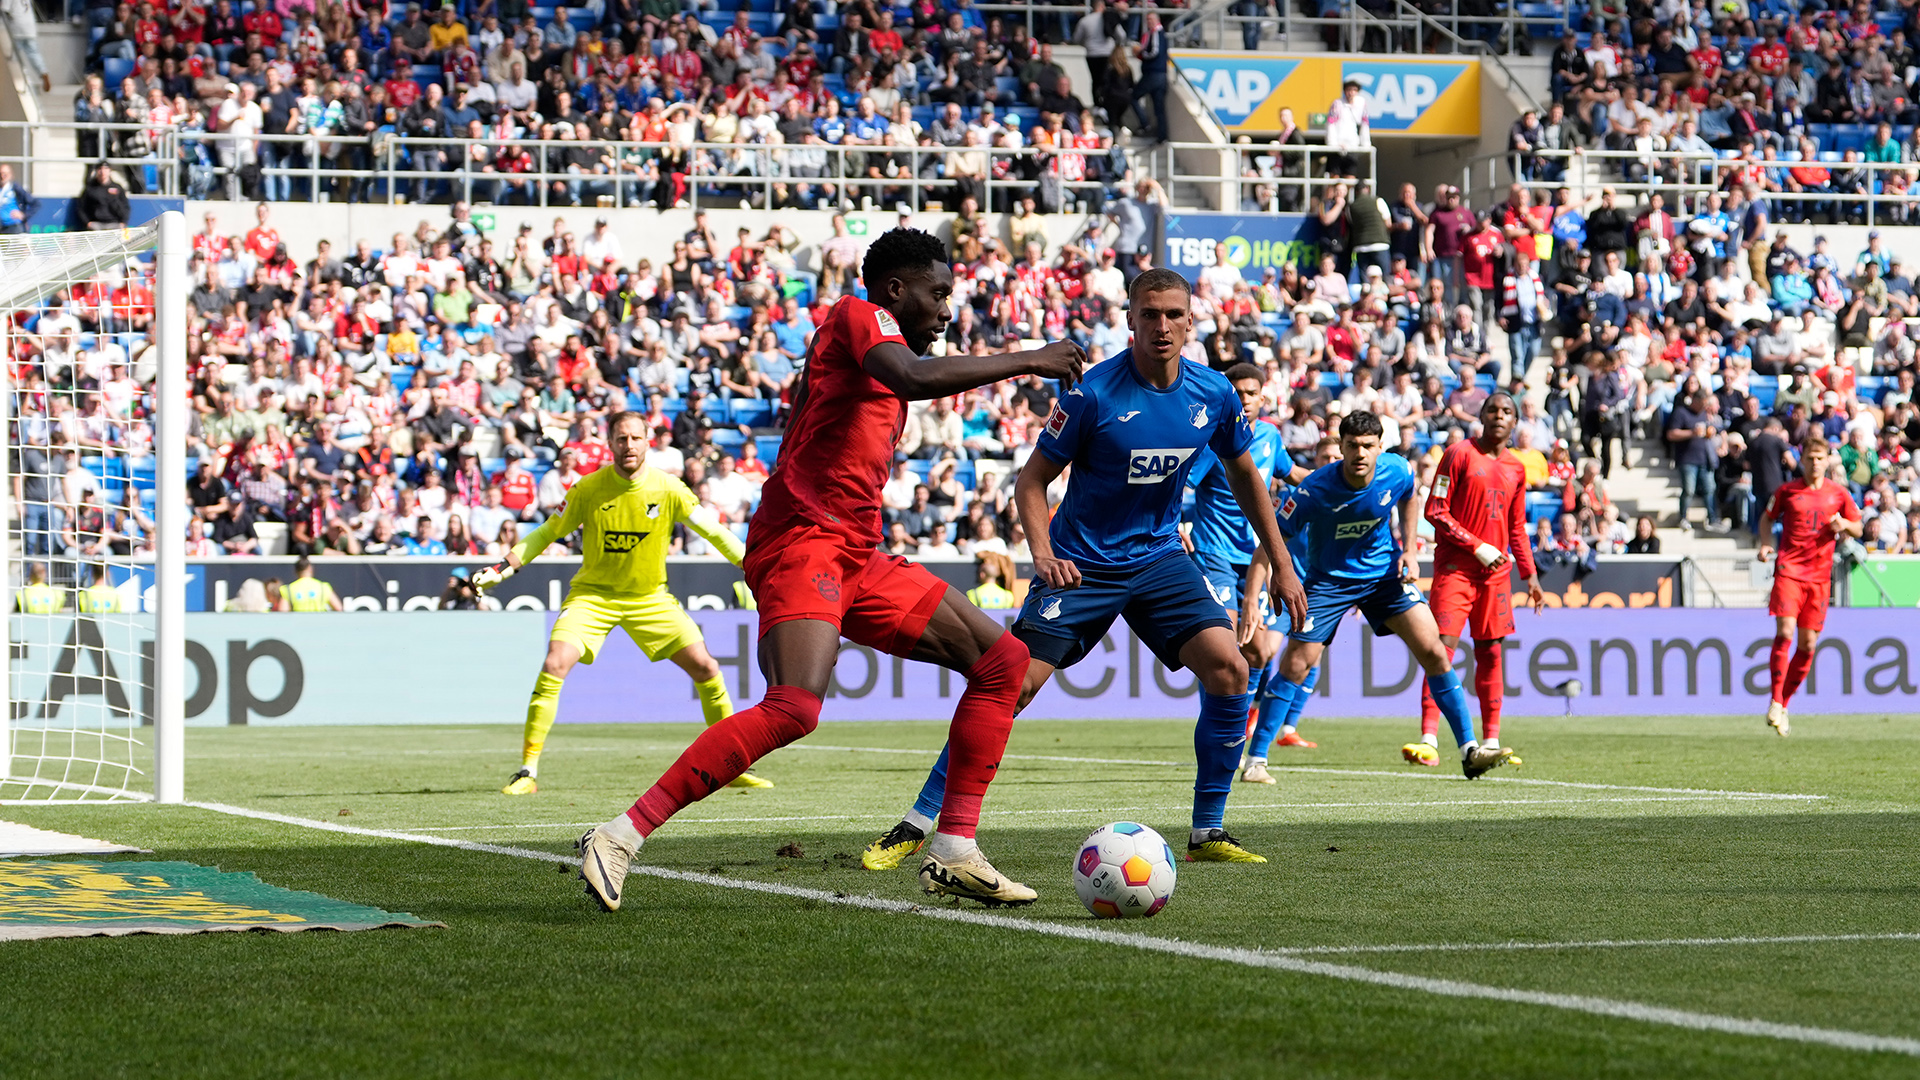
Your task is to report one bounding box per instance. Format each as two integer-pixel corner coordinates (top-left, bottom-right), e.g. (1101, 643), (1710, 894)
(4, 713), (1919, 1078)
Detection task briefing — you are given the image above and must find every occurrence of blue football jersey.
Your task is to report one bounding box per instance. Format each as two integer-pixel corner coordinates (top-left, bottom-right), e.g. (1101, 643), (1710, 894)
(1037, 351), (1253, 571)
(1276, 451), (1416, 581)
(1188, 422), (1289, 567)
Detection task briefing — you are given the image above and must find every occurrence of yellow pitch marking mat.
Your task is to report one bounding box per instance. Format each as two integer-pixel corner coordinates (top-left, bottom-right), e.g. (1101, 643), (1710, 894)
(0, 861), (443, 941)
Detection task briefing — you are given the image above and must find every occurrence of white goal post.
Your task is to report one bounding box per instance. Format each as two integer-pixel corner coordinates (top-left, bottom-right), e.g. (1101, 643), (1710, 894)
(0, 211), (186, 804)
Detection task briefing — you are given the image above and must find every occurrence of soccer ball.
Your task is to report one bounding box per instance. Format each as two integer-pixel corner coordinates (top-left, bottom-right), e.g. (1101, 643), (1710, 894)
(1072, 822), (1177, 919)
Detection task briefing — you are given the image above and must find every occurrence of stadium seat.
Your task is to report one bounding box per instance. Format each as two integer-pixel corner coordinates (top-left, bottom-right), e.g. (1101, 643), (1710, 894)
(754, 435), (782, 466)
(1526, 492), (1563, 524)
(731, 399), (774, 427)
(103, 56), (133, 86)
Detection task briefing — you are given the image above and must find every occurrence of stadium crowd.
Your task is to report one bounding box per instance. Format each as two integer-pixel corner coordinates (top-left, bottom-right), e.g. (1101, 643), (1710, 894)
(68, 0), (1185, 208)
(12, 166), (1920, 573)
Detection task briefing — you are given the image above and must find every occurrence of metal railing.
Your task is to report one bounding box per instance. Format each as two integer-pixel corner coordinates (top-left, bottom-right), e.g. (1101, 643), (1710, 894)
(1135, 140), (1376, 211)
(1461, 143), (1920, 228)
(4, 123), (1141, 213)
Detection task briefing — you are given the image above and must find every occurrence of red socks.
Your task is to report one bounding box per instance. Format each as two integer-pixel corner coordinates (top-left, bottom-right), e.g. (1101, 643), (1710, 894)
(628, 685), (821, 836)
(1473, 641), (1502, 742)
(1769, 636), (1793, 705)
(1782, 647), (1814, 705)
(935, 633), (1031, 839)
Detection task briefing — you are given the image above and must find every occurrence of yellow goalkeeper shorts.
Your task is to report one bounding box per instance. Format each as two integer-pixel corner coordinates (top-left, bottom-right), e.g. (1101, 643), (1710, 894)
(550, 590), (704, 665)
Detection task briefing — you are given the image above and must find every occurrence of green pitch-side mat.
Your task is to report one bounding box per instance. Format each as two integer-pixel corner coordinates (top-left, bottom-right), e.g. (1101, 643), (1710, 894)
(0, 861), (443, 941)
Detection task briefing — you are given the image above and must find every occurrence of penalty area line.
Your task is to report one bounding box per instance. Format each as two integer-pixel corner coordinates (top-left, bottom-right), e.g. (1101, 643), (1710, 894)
(184, 800), (1918, 1059)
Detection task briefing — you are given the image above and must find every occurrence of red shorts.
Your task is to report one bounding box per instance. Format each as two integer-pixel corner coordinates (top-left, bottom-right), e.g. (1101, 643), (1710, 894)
(1769, 574), (1831, 632)
(743, 526), (950, 654)
(1427, 568), (1515, 641)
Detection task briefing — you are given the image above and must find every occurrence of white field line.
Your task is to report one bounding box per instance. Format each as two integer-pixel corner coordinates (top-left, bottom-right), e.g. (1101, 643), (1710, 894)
(1277, 932), (1920, 956)
(390, 794), (1793, 833)
(792, 745), (1830, 802)
(184, 800), (1920, 1059)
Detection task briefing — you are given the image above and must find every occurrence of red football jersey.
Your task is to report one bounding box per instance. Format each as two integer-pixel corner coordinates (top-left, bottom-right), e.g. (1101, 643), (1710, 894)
(750, 296), (911, 547)
(1767, 478), (1859, 583)
(1425, 439), (1535, 579)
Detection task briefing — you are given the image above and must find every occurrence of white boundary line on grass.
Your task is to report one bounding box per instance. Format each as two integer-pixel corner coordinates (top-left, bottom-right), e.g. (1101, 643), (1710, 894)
(1279, 932), (1920, 956)
(183, 799), (1920, 1059)
(791, 745), (1830, 801)
(391, 794), (1796, 832)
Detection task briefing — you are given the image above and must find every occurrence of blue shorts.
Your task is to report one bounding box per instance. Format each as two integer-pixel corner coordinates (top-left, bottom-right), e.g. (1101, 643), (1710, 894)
(1014, 551), (1232, 670)
(1291, 573), (1424, 645)
(1198, 553), (1278, 632)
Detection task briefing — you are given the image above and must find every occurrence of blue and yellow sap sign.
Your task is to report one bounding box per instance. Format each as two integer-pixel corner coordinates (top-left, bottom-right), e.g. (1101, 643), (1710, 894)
(1171, 53), (1480, 137)
(1164, 213), (1321, 277)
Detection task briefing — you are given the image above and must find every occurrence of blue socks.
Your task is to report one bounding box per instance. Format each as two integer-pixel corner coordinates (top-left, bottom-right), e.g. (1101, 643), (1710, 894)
(1250, 676), (1298, 760)
(1427, 671), (1476, 751)
(908, 743), (950, 829)
(1287, 667), (1319, 731)
(1251, 666), (1318, 759)
(1192, 691), (1252, 830)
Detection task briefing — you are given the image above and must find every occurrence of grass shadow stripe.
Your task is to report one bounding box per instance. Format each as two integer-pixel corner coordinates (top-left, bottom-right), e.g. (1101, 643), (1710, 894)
(789, 746), (1829, 801)
(185, 800), (1919, 1059)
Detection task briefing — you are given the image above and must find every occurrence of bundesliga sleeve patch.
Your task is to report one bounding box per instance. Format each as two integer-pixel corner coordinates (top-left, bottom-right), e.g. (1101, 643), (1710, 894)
(1045, 405), (1069, 438)
(1280, 496), (1296, 519)
(874, 309), (902, 338)
(1432, 475), (1451, 499)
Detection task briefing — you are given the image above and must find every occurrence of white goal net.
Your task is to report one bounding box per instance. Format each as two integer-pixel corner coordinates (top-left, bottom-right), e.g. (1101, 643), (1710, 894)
(0, 216), (186, 803)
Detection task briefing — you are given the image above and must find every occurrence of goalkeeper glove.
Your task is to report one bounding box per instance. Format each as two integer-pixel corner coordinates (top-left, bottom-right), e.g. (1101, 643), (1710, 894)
(473, 560), (516, 590)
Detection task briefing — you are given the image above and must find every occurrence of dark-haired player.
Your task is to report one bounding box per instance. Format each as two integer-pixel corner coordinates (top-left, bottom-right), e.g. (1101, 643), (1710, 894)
(1409, 392), (1545, 767)
(863, 269), (1308, 868)
(1256, 411), (1509, 779)
(473, 412), (773, 795)
(573, 228), (1085, 910)
(1188, 362), (1310, 783)
(1757, 435), (1860, 736)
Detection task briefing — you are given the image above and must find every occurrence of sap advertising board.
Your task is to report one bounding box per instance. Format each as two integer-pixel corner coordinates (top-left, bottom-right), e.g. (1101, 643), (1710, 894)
(1170, 53), (1481, 137)
(19, 609), (1919, 726)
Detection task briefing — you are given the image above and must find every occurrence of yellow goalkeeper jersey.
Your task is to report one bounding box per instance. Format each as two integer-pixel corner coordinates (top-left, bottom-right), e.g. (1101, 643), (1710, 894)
(512, 464), (744, 598)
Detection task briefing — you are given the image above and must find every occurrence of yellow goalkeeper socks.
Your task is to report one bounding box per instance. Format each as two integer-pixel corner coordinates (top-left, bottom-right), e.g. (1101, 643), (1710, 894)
(522, 671), (565, 776)
(696, 675), (733, 727)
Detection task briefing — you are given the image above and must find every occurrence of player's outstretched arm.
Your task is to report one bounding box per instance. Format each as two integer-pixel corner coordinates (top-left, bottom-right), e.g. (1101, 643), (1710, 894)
(1014, 450), (1079, 589)
(476, 497), (583, 589)
(683, 505), (747, 567)
(862, 339), (1085, 402)
(1222, 450), (1305, 633)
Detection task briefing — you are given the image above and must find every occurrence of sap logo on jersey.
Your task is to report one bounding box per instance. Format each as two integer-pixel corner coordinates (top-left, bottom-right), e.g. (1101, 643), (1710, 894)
(1127, 447), (1198, 484)
(602, 530), (648, 553)
(1334, 518), (1380, 539)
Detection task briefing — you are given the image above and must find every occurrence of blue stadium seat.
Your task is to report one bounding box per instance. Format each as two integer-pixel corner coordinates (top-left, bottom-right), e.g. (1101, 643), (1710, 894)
(731, 399), (774, 427)
(1526, 492), (1563, 524)
(754, 435), (782, 466)
(1749, 374), (1778, 409)
(103, 56), (133, 86)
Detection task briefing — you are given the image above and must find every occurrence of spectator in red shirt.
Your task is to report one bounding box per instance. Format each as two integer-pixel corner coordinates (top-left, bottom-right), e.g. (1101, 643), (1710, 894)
(495, 454), (542, 521)
(243, 202), (280, 264)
